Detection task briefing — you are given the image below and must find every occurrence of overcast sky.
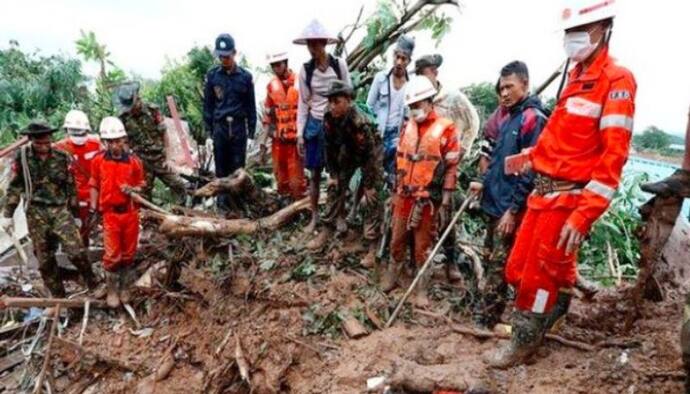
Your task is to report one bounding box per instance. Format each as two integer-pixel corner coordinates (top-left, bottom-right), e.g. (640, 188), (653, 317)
(1, 0), (689, 135)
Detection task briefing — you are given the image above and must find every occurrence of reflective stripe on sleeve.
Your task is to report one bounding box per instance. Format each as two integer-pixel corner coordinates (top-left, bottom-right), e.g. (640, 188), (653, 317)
(585, 180), (616, 200)
(600, 115), (634, 132)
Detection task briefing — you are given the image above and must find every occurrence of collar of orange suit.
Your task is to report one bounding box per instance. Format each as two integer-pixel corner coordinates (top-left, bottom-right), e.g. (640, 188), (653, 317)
(104, 150), (132, 163)
(569, 46), (610, 82)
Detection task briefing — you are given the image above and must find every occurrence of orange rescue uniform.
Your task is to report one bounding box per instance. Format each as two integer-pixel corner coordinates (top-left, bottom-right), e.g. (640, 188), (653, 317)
(391, 110), (460, 266)
(54, 136), (102, 244)
(506, 48), (636, 313)
(263, 70), (306, 199)
(89, 151), (146, 272)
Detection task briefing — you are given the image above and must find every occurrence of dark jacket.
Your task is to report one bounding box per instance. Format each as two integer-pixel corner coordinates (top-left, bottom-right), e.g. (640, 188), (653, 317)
(203, 65), (257, 139)
(481, 95), (546, 218)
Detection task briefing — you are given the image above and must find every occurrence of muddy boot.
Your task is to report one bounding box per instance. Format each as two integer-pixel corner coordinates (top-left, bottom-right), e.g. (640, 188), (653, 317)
(409, 270), (431, 309)
(486, 310), (546, 369)
(380, 261), (401, 293)
(360, 246), (377, 269)
(119, 265), (133, 305)
(106, 272), (121, 308)
(544, 291), (572, 332)
(641, 169), (690, 198)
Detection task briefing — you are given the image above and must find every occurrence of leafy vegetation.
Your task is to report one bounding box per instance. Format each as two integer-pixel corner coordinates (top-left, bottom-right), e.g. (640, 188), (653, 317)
(0, 41), (87, 143)
(578, 173), (647, 283)
(633, 125), (685, 156)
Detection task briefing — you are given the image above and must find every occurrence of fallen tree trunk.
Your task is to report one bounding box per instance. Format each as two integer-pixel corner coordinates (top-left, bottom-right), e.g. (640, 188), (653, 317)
(193, 169), (254, 198)
(0, 296), (107, 310)
(626, 194), (684, 328)
(155, 197), (310, 238)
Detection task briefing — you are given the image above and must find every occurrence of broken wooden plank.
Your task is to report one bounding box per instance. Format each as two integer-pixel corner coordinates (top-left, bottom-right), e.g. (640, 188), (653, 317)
(0, 351), (23, 374)
(342, 316), (368, 339)
(0, 296), (106, 310)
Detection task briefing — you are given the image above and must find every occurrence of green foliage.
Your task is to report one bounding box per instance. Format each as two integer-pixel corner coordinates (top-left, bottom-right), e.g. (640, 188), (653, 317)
(415, 12), (454, 47)
(75, 30), (126, 126)
(302, 304), (343, 338)
(462, 82), (499, 128)
(290, 257), (317, 281)
(0, 41), (87, 143)
(632, 126), (674, 154)
(578, 174), (647, 282)
(364, 1), (398, 50)
(141, 46), (215, 144)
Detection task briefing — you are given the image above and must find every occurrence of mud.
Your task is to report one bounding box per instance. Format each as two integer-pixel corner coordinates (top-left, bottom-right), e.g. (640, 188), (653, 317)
(1, 221), (686, 393)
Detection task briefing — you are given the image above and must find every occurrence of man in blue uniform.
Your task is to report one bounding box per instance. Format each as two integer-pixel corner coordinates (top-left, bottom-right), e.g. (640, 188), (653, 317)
(203, 33), (257, 209)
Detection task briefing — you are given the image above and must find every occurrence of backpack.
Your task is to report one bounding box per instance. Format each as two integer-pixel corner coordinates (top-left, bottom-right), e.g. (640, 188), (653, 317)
(303, 54), (343, 93)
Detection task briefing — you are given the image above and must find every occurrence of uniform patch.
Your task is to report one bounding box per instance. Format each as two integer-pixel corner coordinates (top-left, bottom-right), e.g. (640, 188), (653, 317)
(582, 82), (595, 90)
(213, 86), (224, 100)
(609, 90), (631, 101)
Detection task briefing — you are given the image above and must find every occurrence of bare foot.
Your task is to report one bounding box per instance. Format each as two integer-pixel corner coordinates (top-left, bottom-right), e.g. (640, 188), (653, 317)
(304, 216), (318, 235)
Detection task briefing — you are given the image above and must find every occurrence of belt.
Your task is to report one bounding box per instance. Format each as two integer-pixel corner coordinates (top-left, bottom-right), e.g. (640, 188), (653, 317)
(533, 174), (586, 196)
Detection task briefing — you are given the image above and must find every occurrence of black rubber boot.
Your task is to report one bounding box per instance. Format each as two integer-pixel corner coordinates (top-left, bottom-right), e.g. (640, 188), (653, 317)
(487, 310), (547, 369)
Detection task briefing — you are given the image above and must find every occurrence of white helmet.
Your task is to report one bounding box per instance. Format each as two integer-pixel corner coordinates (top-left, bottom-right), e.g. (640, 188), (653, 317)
(99, 116), (127, 140)
(560, 0), (617, 30)
(62, 109), (91, 132)
(405, 76), (437, 106)
(266, 50), (289, 64)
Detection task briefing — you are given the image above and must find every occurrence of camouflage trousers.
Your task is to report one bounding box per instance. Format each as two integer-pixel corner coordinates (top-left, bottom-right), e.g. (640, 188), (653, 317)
(26, 205), (95, 297)
(323, 172), (382, 244)
(140, 154), (187, 202)
(473, 214), (515, 328)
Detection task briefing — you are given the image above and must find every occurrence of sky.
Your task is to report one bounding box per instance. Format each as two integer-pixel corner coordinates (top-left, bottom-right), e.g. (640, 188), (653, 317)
(1, 0), (689, 135)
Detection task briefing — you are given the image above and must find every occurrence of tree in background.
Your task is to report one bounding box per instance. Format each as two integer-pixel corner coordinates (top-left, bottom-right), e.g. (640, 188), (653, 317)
(75, 30), (126, 126)
(633, 126), (672, 153)
(0, 41), (87, 144)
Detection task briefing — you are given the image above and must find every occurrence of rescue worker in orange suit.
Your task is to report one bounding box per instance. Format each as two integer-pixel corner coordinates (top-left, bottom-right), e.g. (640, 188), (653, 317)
(489, 0), (637, 368)
(54, 110), (102, 246)
(380, 76), (460, 308)
(89, 117), (146, 308)
(261, 49), (307, 202)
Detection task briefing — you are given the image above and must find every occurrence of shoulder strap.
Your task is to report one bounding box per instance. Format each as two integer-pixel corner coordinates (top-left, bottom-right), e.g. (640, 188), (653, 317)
(20, 145), (32, 210)
(304, 55), (343, 93)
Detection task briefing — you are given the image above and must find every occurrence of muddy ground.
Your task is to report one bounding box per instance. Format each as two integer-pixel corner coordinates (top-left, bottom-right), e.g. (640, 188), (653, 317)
(0, 218), (686, 394)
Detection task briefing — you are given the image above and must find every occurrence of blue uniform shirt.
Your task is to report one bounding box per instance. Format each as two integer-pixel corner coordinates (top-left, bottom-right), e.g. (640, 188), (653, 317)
(203, 65), (257, 138)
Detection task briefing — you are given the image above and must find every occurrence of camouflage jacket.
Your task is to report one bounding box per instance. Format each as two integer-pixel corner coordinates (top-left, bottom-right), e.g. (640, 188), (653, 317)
(119, 104), (166, 161)
(323, 107), (382, 188)
(3, 146), (77, 217)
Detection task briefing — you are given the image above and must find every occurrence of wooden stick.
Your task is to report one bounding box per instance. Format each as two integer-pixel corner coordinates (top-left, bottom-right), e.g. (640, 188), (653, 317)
(32, 305), (60, 394)
(284, 335), (323, 360)
(78, 300), (90, 346)
(234, 336), (250, 384)
(127, 191), (172, 215)
(386, 192), (478, 328)
(0, 296), (106, 310)
(450, 324), (595, 352)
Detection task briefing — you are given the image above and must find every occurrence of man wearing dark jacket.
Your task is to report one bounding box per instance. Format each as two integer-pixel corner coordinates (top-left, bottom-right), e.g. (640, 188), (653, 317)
(470, 61), (547, 329)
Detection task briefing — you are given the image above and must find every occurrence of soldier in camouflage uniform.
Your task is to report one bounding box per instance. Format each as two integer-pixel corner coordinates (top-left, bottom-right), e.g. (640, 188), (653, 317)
(318, 80), (383, 266)
(1, 122), (97, 297)
(115, 82), (187, 201)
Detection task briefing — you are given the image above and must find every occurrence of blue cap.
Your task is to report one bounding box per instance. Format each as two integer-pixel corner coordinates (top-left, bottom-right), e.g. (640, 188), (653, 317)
(214, 33), (235, 57)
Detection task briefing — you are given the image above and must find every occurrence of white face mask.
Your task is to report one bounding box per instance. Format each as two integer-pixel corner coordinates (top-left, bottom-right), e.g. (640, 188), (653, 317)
(563, 30), (600, 63)
(410, 108), (428, 123)
(69, 134), (87, 146)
